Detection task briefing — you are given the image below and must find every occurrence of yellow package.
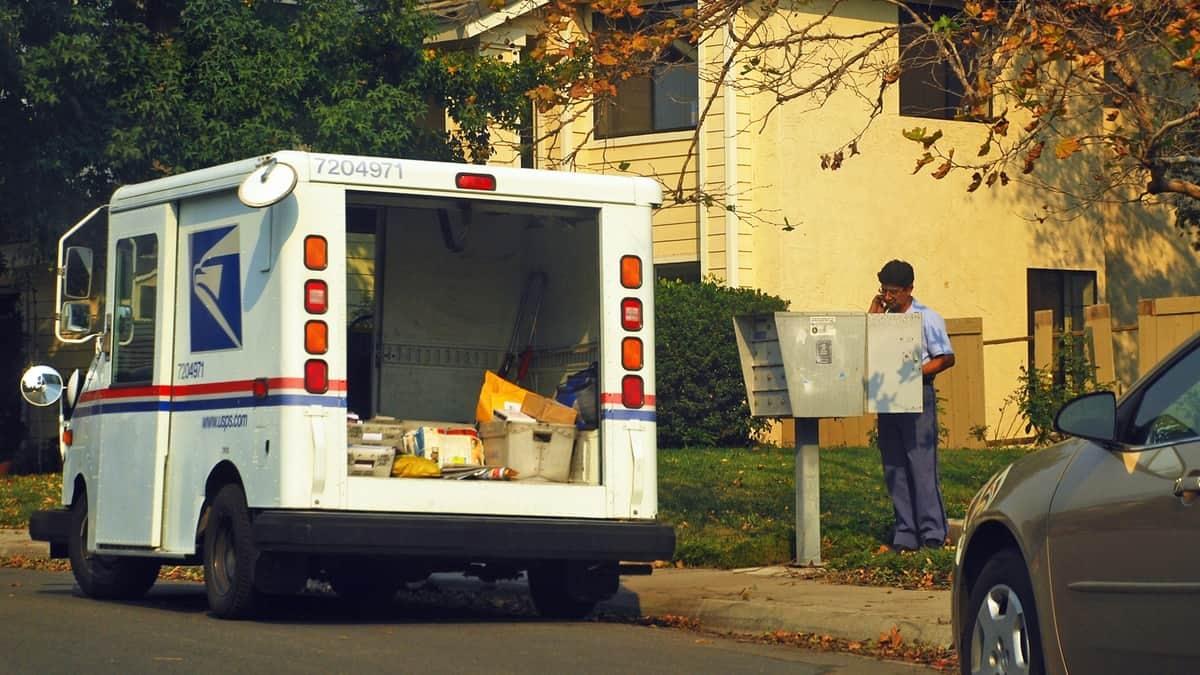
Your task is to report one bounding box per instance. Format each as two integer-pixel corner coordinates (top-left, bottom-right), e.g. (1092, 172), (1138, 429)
(475, 370), (531, 423)
(391, 455), (442, 478)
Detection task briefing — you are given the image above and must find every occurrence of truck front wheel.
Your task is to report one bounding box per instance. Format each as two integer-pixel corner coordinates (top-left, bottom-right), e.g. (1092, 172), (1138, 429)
(204, 484), (260, 619)
(68, 495), (160, 600)
(528, 560), (618, 620)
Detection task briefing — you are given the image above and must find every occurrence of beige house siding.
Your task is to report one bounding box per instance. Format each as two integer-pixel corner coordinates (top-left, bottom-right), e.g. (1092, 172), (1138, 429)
(455, 1), (1200, 442)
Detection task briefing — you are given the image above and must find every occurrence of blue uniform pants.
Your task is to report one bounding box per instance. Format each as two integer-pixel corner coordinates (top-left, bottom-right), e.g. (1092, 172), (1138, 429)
(877, 383), (947, 549)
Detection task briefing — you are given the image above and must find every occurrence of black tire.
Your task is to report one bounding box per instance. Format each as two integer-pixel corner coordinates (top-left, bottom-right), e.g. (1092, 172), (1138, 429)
(961, 548), (1044, 675)
(67, 494), (160, 600)
(528, 561), (611, 620)
(204, 484), (260, 619)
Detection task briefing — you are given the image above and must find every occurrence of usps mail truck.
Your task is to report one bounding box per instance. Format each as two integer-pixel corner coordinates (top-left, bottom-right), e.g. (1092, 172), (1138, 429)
(19, 151), (674, 619)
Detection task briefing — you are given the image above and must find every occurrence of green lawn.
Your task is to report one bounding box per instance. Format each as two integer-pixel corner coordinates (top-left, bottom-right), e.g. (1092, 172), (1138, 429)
(1, 445), (1027, 588)
(658, 445), (1027, 587)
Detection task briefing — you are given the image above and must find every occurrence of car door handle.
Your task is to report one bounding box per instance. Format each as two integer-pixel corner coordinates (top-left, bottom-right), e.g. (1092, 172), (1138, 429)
(1174, 475), (1200, 498)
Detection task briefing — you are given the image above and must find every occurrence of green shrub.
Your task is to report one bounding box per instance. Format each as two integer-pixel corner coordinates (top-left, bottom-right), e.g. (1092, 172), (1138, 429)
(1004, 332), (1114, 445)
(654, 277), (788, 447)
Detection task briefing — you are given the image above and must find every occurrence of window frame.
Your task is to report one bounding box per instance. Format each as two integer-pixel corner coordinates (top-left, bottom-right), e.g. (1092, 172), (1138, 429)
(593, 2), (699, 139)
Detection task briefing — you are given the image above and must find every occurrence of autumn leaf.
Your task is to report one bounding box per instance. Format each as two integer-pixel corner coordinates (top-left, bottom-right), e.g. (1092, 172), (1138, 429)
(967, 172), (983, 192)
(931, 161), (952, 180)
(913, 153), (935, 174)
(1023, 141), (1045, 174)
(593, 52), (619, 66)
(921, 129), (943, 149)
(902, 127), (927, 143)
(1055, 137), (1081, 159)
(977, 138), (991, 156)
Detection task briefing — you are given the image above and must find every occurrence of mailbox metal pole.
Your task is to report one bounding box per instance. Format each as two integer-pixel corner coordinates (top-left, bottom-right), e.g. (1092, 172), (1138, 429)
(794, 417), (821, 565)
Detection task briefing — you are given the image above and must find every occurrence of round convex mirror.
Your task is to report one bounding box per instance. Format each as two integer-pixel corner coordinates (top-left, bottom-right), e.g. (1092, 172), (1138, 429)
(238, 160), (298, 208)
(20, 365), (64, 407)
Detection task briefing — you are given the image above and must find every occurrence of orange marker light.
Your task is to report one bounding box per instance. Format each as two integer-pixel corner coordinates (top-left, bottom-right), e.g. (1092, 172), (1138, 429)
(62, 429), (74, 446)
(305, 320), (328, 354)
(304, 235), (328, 270)
(622, 337), (643, 370)
(620, 255), (642, 288)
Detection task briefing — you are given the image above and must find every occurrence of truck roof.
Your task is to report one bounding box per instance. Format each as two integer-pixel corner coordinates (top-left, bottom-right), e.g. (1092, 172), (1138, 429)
(109, 151), (664, 213)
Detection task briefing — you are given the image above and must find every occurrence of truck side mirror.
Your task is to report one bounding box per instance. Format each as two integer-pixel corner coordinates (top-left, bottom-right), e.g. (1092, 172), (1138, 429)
(61, 301), (93, 334)
(20, 365), (64, 407)
(63, 246), (94, 299)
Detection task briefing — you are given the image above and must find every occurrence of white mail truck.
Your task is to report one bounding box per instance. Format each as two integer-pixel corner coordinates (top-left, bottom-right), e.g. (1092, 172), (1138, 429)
(19, 150), (674, 619)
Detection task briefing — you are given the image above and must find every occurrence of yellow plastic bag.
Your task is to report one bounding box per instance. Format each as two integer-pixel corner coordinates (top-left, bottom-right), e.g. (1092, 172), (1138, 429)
(391, 455), (442, 478)
(475, 370), (530, 423)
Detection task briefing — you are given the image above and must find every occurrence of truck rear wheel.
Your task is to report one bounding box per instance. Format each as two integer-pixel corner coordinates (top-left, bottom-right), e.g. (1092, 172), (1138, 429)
(528, 560), (617, 620)
(68, 495), (160, 600)
(204, 484), (260, 619)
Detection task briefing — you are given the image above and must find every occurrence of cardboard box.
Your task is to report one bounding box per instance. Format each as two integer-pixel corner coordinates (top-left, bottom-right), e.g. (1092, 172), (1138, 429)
(520, 392), (578, 426)
(413, 426), (483, 467)
(348, 417), (405, 448)
(480, 420), (576, 482)
(569, 429), (600, 484)
(348, 445), (395, 477)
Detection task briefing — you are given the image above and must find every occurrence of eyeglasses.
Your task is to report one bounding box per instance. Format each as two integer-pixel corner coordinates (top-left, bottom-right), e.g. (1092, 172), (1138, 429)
(878, 286), (908, 298)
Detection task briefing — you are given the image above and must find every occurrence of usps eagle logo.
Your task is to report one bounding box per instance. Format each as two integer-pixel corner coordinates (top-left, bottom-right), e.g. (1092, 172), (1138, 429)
(190, 225), (243, 351)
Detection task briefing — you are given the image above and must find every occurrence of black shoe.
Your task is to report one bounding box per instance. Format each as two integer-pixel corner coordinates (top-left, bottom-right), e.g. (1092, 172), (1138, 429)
(923, 538), (945, 549)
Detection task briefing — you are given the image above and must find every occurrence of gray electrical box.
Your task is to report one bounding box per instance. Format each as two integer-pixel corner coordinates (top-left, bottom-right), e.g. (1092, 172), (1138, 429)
(734, 312), (923, 418)
(867, 313), (924, 413)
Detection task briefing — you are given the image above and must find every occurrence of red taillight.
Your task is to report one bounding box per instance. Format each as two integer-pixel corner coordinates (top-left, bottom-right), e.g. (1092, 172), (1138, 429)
(622, 337), (643, 370)
(304, 359), (328, 394)
(305, 320), (328, 354)
(621, 375), (645, 408)
(304, 280), (327, 314)
(621, 298), (642, 331)
(62, 429), (73, 446)
(620, 255), (642, 288)
(304, 235), (327, 270)
(252, 378), (269, 399)
(455, 173), (496, 191)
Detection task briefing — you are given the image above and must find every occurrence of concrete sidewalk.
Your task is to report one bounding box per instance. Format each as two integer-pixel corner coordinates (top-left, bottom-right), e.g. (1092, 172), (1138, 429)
(0, 528), (953, 648)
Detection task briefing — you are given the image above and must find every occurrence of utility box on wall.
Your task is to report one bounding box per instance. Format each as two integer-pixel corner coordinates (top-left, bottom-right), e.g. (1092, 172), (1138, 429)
(734, 312), (923, 418)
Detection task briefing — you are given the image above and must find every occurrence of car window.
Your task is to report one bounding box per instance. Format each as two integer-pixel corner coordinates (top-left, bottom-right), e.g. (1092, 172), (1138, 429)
(1128, 345), (1200, 445)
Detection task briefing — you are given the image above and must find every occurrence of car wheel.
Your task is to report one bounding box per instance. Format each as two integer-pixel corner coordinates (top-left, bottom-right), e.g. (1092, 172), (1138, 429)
(204, 484), (260, 619)
(67, 493), (160, 600)
(961, 548), (1044, 675)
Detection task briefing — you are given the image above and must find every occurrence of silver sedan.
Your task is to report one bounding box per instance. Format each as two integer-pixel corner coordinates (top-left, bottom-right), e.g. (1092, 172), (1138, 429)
(953, 330), (1200, 675)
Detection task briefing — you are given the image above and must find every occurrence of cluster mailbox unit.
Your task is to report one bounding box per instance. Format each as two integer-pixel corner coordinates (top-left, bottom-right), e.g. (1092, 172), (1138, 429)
(733, 311), (924, 563)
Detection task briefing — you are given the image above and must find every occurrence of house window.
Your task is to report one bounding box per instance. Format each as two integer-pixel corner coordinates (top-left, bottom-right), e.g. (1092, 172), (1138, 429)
(1027, 268), (1097, 367)
(655, 261), (701, 283)
(595, 2), (698, 139)
(899, 2), (968, 120)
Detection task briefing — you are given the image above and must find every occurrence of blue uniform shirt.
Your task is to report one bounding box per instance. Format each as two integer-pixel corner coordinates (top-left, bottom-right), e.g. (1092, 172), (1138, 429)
(903, 297), (954, 367)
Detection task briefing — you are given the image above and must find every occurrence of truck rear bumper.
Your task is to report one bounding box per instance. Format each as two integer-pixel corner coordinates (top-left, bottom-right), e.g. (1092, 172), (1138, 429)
(252, 511), (676, 562)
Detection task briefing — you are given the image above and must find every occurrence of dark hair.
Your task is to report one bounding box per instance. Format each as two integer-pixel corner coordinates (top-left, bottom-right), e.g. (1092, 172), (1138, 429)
(878, 259), (914, 287)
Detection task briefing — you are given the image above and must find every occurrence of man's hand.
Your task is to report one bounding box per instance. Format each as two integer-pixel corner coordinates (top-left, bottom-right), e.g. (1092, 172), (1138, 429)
(868, 294), (887, 313)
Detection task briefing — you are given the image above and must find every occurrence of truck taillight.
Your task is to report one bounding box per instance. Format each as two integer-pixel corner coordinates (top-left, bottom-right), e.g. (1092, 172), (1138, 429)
(622, 337), (643, 370)
(621, 298), (642, 331)
(455, 172), (496, 191)
(621, 375), (644, 408)
(304, 280), (327, 313)
(305, 320), (328, 354)
(304, 235), (327, 270)
(305, 359), (328, 394)
(62, 429), (73, 446)
(620, 255), (642, 288)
